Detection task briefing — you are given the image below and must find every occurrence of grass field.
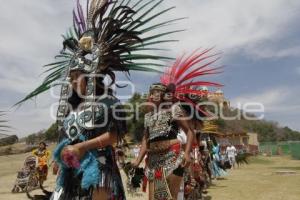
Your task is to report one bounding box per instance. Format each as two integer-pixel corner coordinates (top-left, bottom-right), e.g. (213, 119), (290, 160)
(0, 152), (299, 200)
(207, 156), (300, 200)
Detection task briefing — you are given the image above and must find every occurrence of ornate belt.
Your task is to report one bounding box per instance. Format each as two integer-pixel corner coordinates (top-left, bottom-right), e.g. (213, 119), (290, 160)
(148, 139), (180, 153)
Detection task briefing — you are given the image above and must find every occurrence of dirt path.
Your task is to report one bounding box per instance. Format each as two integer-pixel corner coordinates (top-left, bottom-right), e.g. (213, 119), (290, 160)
(0, 153), (299, 200)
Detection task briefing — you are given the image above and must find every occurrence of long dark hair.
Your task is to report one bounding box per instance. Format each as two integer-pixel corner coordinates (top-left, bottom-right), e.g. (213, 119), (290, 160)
(67, 75), (108, 111)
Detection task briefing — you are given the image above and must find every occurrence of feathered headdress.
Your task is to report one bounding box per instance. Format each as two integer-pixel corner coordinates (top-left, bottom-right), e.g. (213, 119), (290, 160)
(15, 0), (184, 132)
(160, 48), (223, 116)
(16, 0), (184, 105)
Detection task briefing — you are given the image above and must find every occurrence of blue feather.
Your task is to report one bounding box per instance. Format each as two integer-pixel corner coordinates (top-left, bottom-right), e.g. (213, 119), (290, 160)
(53, 138), (100, 189)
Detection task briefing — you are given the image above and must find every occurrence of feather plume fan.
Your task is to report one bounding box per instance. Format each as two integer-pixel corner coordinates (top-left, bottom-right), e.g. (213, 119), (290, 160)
(160, 48), (223, 115)
(16, 0), (184, 105)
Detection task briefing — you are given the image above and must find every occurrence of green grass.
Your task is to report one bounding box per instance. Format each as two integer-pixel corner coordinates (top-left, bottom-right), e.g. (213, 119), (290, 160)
(249, 156), (274, 165)
(270, 166), (300, 171)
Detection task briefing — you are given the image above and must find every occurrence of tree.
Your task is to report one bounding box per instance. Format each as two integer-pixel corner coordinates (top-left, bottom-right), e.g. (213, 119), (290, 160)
(45, 123), (58, 141)
(213, 107), (300, 142)
(26, 134), (37, 145)
(125, 93), (148, 142)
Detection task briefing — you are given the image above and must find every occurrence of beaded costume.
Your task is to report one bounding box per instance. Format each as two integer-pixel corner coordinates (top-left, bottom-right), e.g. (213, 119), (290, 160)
(144, 49), (223, 200)
(144, 103), (186, 199)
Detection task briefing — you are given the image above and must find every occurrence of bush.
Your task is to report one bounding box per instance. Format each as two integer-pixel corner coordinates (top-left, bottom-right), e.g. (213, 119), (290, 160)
(0, 135), (18, 146)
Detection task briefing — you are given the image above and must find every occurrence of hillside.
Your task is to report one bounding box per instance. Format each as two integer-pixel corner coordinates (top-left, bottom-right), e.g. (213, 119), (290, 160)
(215, 108), (300, 142)
(19, 93), (300, 144)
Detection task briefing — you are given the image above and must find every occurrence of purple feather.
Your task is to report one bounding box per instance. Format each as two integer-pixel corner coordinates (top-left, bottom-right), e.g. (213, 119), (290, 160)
(73, 10), (83, 34)
(77, 0), (86, 32)
(87, 0), (90, 24)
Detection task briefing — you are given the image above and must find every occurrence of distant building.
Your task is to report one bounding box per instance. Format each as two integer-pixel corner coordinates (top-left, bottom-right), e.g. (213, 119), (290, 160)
(218, 132), (259, 154)
(208, 89), (230, 109)
(247, 132), (259, 146)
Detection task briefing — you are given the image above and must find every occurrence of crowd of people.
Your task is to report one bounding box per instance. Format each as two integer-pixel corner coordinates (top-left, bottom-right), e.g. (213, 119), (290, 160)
(25, 134), (238, 200)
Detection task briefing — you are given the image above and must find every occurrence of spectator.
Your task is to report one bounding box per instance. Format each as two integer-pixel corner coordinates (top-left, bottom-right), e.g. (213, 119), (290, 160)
(32, 142), (51, 183)
(226, 143), (237, 169)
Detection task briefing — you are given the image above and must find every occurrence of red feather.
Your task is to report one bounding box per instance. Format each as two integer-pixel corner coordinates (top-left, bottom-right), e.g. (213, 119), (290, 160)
(177, 67), (223, 85)
(160, 48), (224, 114)
(175, 48), (214, 79)
(177, 81), (223, 90)
(175, 56), (221, 84)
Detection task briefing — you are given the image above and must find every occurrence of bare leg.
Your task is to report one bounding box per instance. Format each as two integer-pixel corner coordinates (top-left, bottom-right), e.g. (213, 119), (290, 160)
(148, 181), (154, 200)
(93, 187), (110, 200)
(167, 174), (183, 200)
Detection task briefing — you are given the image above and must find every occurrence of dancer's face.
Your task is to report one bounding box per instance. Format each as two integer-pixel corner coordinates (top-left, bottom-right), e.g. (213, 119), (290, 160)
(163, 92), (174, 102)
(70, 70), (87, 96)
(164, 84), (176, 103)
(39, 143), (46, 150)
(150, 89), (164, 105)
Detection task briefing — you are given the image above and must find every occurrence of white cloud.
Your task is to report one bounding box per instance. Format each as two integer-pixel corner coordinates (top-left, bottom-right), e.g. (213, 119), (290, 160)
(2, 0), (300, 95)
(161, 0), (300, 58)
(243, 43), (300, 59)
(0, 0), (74, 94)
(0, 92), (57, 137)
(231, 87), (289, 109)
(10, 106), (56, 136)
(231, 87), (300, 130)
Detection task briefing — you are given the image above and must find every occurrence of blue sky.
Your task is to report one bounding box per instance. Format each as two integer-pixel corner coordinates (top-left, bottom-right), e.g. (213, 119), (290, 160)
(0, 0), (300, 137)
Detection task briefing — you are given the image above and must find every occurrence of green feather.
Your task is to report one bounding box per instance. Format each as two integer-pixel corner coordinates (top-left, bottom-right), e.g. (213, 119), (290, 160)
(43, 60), (70, 67)
(131, 39), (179, 48)
(121, 54), (173, 60)
(126, 0), (164, 30)
(143, 30), (185, 42)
